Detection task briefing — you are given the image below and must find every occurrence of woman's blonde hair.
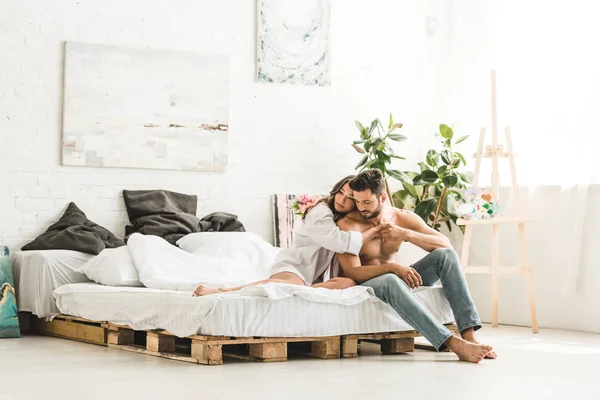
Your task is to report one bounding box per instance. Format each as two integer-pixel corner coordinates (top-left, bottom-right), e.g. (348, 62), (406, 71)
(303, 175), (356, 222)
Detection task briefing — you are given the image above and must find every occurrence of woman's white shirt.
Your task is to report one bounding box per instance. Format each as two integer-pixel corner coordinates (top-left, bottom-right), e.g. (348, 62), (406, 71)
(270, 203), (361, 285)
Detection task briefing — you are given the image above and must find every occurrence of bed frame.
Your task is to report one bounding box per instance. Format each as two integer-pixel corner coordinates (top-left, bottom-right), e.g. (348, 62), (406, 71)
(21, 312), (456, 365)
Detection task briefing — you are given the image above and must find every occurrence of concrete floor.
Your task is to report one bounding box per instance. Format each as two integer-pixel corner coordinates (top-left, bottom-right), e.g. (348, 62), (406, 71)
(2, 324), (598, 400)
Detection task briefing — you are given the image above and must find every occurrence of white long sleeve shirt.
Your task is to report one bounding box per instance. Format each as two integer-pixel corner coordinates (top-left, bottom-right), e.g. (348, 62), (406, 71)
(270, 203), (362, 285)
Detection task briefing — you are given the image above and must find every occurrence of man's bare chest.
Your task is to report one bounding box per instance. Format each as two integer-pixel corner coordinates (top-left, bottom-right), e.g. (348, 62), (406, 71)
(359, 236), (402, 264)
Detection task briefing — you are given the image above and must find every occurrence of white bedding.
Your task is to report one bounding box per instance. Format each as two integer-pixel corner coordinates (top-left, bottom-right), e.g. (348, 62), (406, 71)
(127, 233), (272, 291)
(12, 233), (276, 318)
(54, 282), (455, 337)
(11, 250), (93, 317)
(13, 233), (448, 334)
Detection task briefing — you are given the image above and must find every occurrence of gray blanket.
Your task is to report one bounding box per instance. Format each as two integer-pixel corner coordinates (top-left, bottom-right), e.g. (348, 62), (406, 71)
(123, 189), (245, 245)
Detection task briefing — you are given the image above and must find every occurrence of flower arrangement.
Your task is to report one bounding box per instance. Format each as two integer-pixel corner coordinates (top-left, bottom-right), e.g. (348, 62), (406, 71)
(291, 194), (322, 217)
(454, 187), (499, 220)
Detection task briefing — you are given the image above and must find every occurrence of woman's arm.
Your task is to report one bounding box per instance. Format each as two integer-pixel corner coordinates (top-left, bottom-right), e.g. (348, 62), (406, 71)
(303, 204), (368, 255)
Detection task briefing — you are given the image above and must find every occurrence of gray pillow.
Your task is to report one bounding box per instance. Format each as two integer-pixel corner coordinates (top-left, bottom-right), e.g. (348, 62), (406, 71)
(123, 189), (200, 245)
(22, 202), (125, 255)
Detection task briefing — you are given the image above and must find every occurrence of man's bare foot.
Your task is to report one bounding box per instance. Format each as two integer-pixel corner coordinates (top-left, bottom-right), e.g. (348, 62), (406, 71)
(192, 285), (222, 297)
(461, 330), (497, 359)
(446, 336), (493, 363)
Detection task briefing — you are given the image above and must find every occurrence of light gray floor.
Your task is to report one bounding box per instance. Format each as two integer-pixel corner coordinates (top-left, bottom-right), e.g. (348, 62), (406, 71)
(2, 324), (598, 400)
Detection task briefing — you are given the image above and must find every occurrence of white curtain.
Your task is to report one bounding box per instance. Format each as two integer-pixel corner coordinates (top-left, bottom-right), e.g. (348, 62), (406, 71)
(431, 0), (599, 297)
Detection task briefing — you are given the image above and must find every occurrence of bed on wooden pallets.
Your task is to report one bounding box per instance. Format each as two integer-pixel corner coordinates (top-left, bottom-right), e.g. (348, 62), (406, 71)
(13, 243), (456, 366)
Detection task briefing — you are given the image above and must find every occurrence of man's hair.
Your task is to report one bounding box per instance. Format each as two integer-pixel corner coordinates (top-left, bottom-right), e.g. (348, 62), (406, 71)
(349, 169), (386, 196)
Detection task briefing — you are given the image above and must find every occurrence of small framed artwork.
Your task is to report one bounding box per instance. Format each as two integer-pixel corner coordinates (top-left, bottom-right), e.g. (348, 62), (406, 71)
(272, 194), (324, 248)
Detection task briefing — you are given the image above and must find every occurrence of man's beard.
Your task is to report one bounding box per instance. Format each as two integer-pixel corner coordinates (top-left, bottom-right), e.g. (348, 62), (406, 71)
(359, 200), (382, 220)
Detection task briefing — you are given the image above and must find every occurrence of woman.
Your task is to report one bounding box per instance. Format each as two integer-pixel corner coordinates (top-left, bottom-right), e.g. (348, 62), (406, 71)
(193, 175), (381, 296)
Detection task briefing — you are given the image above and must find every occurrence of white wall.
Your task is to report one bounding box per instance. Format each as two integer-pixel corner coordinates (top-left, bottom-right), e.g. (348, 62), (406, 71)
(0, 0), (436, 250)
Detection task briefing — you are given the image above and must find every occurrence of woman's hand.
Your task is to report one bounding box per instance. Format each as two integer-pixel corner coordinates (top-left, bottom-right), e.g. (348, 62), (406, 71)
(361, 223), (385, 245)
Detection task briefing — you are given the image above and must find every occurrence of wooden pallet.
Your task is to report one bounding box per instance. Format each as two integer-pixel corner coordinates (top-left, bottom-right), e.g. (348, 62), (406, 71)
(36, 314), (457, 364)
(36, 315), (109, 345)
(36, 315), (342, 365)
(340, 323), (458, 357)
(107, 323), (342, 365)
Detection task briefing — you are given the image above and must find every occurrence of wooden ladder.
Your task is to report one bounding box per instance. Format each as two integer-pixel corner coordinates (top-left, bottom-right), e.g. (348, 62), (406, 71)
(458, 70), (539, 333)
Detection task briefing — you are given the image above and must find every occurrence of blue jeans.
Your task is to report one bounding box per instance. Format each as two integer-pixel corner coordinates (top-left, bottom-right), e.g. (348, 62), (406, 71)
(362, 248), (482, 351)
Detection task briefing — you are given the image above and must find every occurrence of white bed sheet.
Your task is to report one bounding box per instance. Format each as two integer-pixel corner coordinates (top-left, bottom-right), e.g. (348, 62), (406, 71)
(11, 250), (94, 317)
(54, 282), (455, 338)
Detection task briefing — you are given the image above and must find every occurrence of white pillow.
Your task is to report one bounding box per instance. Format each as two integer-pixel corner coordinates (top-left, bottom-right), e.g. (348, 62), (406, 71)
(77, 246), (143, 287)
(176, 232), (279, 277)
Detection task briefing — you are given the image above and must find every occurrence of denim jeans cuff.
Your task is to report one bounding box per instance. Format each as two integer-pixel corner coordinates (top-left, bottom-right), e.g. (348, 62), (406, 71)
(432, 331), (455, 352)
(459, 321), (482, 333)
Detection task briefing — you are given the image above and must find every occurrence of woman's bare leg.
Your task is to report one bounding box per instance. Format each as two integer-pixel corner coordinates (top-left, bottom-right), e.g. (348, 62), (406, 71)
(193, 272), (305, 297)
(311, 277), (356, 290)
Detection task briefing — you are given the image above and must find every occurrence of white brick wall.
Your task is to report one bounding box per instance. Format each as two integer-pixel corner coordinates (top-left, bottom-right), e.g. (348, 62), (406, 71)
(0, 0), (438, 252)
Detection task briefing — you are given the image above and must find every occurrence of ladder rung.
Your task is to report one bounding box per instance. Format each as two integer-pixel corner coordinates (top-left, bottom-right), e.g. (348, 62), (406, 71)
(464, 266), (532, 274)
(457, 217), (532, 226)
(475, 152), (511, 158)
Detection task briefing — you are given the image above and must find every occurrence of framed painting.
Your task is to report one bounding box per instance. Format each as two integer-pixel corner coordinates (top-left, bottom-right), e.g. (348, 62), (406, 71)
(257, 0), (331, 86)
(62, 42), (230, 172)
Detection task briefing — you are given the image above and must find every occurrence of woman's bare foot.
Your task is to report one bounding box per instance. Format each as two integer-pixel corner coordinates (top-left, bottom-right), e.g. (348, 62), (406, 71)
(446, 336), (493, 363)
(461, 329), (497, 359)
(192, 285), (222, 297)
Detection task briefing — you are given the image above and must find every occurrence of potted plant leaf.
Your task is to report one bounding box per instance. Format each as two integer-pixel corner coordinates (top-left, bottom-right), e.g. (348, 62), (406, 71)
(393, 124), (472, 232)
(351, 113), (412, 201)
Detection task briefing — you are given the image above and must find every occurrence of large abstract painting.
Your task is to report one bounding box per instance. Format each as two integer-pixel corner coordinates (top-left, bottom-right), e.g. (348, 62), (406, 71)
(62, 42), (230, 172)
(0, 246), (20, 338)
(257, 0), (331, 86)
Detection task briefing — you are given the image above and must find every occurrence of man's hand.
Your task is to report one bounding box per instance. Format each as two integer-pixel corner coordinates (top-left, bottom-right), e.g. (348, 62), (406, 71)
(391, 263), (422, 288)
(378, 223), (410, 243)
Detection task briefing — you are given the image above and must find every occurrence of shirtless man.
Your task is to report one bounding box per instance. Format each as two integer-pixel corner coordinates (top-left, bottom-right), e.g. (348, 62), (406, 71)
(336, 169), (496, 363)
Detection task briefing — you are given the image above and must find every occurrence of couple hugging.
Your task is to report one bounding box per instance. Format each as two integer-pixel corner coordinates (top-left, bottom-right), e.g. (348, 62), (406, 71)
(194, 169), (496, 363)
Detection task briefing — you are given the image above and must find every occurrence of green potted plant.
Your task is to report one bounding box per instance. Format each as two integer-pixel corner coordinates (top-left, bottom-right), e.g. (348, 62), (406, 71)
(351, 119), (471, 232)
(393, 124), (471, 232)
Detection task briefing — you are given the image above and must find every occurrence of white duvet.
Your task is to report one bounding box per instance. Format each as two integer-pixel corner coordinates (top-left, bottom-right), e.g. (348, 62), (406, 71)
(124, 233), (381, 308)
(127, 233), (272, 292)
